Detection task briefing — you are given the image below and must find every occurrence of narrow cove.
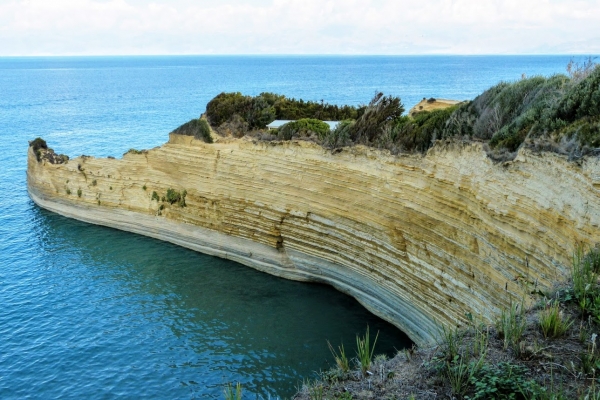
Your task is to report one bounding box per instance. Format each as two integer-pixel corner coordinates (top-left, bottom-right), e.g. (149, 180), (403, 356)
(29, 206), (411, 398)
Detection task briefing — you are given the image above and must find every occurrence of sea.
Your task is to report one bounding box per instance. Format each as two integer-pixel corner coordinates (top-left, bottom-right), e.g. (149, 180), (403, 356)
(0, 55), (588, 399)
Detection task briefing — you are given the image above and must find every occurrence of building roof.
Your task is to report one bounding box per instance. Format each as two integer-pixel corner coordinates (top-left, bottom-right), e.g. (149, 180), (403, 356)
(266, 120), (341, 130)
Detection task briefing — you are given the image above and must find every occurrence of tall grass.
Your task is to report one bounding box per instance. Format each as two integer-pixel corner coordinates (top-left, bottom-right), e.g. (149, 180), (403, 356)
(356, 326), (379, 376)
(223, 382), (242, 400)
(327, 341), (350, 373)
(497, 300), (527, 352)
(539, 300), (574, 338)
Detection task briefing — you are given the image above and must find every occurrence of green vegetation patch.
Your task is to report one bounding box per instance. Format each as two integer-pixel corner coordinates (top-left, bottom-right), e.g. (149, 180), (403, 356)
(171, 118), (213, 143)
(278, 118), (330, 140)
(165, 188), (187, 207)
(205, 91), (361, 132)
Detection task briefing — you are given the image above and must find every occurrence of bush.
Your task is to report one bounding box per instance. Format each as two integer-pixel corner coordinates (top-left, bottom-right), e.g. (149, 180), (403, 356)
(278, 118), (330, 141)
(205, 92), (250, 127)
(350, 92), (404, 145)
(165, 188), (187, 207)
(471, 362), (536, 399)
(171, 118), (213, 143)
(205, 91), (361, 133)
(29, 137), (48, 160)
(323, 120), (353, 150)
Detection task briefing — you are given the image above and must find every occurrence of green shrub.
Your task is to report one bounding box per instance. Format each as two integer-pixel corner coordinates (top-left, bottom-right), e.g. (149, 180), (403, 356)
(77, 189), (82, 198)
(205, 91), (361, 132)
(165, 188), (187, 207)
(151, 191), (159, 201)
(206, 92), (250, 127)
(29, 137), (48, 160)
(171, 118), (213, 143)
(323, 120), (353, 149)
(350, 92), (404, 145)
(278, 118), (330, 140)
(471, 362), (536, 399)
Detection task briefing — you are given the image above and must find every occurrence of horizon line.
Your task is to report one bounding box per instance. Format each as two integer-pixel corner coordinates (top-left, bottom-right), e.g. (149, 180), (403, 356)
(0, 53), (598, 58)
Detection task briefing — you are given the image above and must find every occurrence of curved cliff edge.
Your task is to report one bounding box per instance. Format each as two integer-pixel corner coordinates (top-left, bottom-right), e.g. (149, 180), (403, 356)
(27, 135), (600, 346)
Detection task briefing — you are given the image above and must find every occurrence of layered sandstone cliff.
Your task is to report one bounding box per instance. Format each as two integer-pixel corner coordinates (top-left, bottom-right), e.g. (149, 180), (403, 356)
(26, 135), (600, 345)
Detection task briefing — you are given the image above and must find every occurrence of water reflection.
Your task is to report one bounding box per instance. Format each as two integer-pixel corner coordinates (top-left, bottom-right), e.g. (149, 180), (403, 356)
(31, 206), (411, 398)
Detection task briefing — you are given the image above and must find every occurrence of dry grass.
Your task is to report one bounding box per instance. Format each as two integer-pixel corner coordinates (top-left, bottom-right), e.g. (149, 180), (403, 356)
(408, 98), (463, 117)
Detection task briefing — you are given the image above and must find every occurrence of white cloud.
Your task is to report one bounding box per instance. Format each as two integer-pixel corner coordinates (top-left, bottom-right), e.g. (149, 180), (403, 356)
(0, 0), (598, 55)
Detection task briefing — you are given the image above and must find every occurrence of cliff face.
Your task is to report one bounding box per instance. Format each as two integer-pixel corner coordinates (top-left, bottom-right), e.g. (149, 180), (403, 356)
(27, 135), (600, 345)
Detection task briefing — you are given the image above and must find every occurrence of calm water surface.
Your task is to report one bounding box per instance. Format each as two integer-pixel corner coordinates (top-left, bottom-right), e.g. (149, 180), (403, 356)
(0, 55), (585, 398)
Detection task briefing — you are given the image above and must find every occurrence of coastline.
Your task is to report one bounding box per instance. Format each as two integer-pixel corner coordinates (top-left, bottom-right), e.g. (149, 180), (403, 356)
(27, 134), (600, 346)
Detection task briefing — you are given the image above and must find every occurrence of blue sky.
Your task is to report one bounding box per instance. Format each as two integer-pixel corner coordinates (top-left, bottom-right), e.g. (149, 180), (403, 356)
(1, 0), (599, 55)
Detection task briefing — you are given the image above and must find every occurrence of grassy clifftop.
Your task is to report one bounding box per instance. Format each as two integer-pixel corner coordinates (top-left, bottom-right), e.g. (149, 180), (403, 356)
(174, 61), (599, 161)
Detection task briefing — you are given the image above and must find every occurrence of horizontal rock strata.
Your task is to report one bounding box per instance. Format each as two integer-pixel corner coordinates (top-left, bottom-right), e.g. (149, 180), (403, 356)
(27, 135), (600, 345)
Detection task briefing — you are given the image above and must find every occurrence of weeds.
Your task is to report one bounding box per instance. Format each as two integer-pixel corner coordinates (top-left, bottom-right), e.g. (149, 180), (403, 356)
(497, 300), (527, 353)
(356, 326), (379, 376)
(438, 324), (463, 360)
(445, 352), (485, 397)
(327, 341), (350, 373)
(223, 382), (242, 400)
(539, 300), (574, 338)
(470, 361), (534, 399)
(77, 189), (82, 198)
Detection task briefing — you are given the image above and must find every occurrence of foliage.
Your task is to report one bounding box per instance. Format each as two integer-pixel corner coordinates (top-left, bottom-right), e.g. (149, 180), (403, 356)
(327, 341), (350, 373)
(440, 63), (600, 153)
(223, 382), (242, 400)
(77, 189), (82, 198)
(323, 120), (353, 150)
(496, 301), (527, 353)
(171, 118), (213, 143)
(29, 137), (48, 160)
(205, 91), (361, 132)
(278, 118), (330, 140)
(355, 326), (379, 376)
(539, 300), (574, 338)
(165, 189), (187, 207)
(151, 191), (160, 202)
(470, 362), (536, 399)
(350, 92), (404, 145)
(438, 324), (464, 361)
(393, 106), (458, 152)
(445, 353), (485, 397)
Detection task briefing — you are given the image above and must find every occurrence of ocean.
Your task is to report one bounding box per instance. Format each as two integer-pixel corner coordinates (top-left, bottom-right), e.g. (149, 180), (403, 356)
(0, 55), (584, 398)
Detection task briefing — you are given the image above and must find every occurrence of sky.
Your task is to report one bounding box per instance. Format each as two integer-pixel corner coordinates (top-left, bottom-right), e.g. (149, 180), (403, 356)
(0, 0), (599, 56)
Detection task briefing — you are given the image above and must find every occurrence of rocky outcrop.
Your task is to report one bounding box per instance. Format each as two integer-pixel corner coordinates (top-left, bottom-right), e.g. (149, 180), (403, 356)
(26, 134), (600, 345)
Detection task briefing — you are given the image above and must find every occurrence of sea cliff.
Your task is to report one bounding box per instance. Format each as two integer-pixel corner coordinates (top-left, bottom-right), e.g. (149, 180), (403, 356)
(27, 135), (600, 345)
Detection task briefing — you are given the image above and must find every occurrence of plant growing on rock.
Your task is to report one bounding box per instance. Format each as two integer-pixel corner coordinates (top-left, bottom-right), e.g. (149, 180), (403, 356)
(539, 300), (573, 338)
(356, 326), (379, 376)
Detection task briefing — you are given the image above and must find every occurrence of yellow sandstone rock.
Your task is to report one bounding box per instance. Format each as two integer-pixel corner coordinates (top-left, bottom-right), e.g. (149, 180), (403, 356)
(26, 134), (600, 345)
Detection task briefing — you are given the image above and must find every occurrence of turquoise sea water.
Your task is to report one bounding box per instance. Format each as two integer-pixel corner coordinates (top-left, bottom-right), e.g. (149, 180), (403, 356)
(0, 55), (587, 398)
